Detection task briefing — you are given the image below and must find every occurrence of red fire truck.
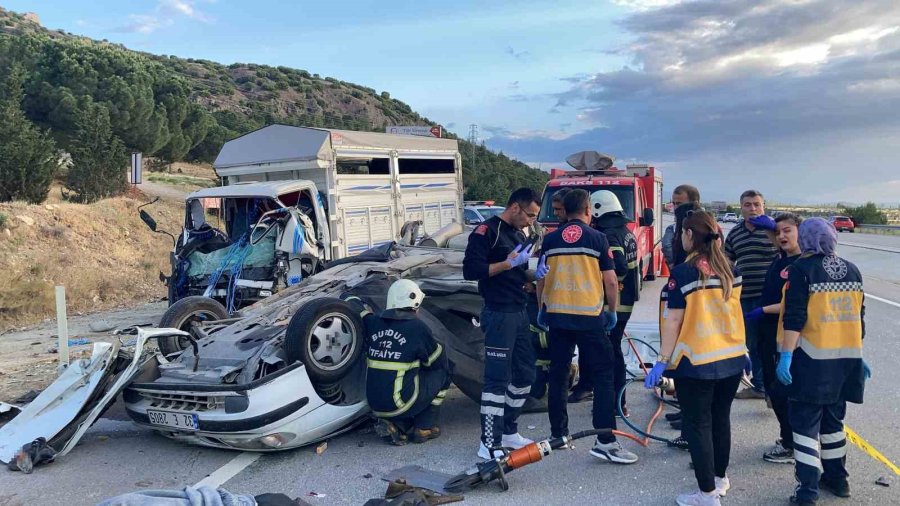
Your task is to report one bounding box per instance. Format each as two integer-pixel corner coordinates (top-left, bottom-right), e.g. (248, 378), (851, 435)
(538, 152), (664, 300)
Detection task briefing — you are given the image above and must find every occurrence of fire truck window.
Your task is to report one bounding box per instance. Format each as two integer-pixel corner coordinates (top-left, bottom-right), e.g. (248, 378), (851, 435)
(539, 186), (636, 222)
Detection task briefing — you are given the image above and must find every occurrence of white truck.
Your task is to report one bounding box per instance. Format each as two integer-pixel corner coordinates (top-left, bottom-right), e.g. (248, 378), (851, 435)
(140, 124), (464, 308)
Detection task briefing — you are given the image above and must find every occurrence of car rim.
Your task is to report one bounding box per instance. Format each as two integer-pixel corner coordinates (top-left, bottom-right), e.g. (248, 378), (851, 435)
(175, 310), (219, 349)
(308, 312), (357, 371)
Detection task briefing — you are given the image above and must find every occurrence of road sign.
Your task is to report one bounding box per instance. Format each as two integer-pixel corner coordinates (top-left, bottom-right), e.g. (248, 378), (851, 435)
(129, 152), (142, 184)
(385, 125), (442, 138)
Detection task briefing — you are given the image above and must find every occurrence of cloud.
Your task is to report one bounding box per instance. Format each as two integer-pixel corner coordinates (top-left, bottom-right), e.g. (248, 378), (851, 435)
(116, 0), (212, 33)
(486, 0), (900, 202)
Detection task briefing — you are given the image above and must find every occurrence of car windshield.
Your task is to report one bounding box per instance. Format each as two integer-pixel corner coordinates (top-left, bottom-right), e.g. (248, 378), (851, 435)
(477, 207), (504, 219)
(833, 216), (850, 221)
(539, 185), (635, 222)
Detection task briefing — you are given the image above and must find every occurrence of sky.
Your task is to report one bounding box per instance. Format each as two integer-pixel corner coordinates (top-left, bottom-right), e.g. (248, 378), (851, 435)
(6, 0), (900, 204)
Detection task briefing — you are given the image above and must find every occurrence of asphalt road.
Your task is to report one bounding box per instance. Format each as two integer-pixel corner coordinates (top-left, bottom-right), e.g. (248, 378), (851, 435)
(1, 223), (898, 505)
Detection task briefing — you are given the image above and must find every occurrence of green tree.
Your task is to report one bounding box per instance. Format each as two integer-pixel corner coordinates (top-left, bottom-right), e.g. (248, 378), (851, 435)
(841, 202), (887, 225)
(0, 65), (58, 204)
(64, 103), (127, 203)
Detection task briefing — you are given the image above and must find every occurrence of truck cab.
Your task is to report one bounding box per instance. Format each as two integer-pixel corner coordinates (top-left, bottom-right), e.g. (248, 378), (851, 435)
(538, 153), (664, 297)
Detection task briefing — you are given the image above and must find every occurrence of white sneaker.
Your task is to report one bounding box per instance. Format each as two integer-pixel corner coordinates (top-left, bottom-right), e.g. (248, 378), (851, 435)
(676, 489), (721, 506)
(501, 433), (533, 449)
(714, 476), (730, 497)
(477, 441), (505, 460)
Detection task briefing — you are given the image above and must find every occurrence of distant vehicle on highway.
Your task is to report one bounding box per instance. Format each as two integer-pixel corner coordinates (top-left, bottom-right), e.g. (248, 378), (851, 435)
(718, 212), (739, 223)
(463, 201), (505, 224)
(830, 215), (855, 233)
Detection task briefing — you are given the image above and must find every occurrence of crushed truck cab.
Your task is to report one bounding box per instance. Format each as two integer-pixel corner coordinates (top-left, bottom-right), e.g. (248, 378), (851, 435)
(142, 124), (464, 310)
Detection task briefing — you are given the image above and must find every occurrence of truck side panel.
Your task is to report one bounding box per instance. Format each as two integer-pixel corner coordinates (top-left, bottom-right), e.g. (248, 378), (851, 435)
(398, 173), (463, 236)
(334, 174), (398, 258)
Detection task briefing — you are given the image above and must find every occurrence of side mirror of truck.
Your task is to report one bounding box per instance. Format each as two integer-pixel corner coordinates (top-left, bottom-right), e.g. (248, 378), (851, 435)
(640, 207), (655, 227)
(140, 209), (158, 232)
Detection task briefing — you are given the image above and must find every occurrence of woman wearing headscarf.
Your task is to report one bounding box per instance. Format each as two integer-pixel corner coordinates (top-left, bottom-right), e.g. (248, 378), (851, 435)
(776, 217), (870, 506)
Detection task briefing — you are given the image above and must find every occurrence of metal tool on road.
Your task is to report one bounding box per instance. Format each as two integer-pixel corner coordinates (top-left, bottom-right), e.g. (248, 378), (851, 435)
(444, 428), (613, 492)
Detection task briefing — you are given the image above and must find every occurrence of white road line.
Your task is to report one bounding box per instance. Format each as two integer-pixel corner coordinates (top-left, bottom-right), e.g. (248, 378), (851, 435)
(866, 293), (900, 309)
(195, 452), (261, 489)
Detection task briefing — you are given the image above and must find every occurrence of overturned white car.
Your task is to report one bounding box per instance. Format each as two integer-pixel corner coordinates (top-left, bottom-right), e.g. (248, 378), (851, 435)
(124, 244), (490, 451)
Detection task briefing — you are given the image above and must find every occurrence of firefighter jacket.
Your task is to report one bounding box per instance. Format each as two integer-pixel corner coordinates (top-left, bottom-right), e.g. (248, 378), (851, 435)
(664, 260), (747, 380)
(593, 213), (639, 313)
(540, 220), (615, 331)
(364, 309), (448, 417)
(463, 216), (529, 312)
(778, 254), (866, 404)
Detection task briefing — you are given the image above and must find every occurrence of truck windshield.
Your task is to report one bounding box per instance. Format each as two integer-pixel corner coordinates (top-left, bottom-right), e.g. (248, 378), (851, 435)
(539, 185), (635, 223)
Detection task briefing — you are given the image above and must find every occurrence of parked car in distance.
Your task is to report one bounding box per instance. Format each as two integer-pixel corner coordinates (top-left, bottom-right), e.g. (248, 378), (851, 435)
(830, 215), (855, 233)
(463, 201), (505, 225)
(721, 212), (739, 223)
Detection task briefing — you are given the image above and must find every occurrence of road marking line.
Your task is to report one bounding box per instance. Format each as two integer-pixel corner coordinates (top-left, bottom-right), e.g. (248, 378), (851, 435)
(840, 241), (900, 254)
(845, 425), (900, 476)
(195, 452), (261, 489)
(866, 293), (900, 309)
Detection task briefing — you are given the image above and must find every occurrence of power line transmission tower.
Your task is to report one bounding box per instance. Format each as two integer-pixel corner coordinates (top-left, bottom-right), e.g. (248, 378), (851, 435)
(467, 124), (478, 167)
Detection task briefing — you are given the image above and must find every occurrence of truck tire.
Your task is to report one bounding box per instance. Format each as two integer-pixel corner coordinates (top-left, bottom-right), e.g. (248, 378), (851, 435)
(285, 298), (364, 384)
(158, 296), (229, 357)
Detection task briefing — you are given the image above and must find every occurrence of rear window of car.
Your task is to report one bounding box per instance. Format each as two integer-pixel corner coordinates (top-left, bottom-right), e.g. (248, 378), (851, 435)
(832, 216), (850, 221)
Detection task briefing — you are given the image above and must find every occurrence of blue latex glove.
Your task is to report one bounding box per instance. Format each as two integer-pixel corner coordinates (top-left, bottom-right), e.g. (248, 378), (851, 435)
(862, 359), (871, 380)
(507, 243), (534, 268)
(744, 354), (752, 376)
(535, 255), (549, 280)
(744, 307), (765, 322)
(749, 215), (777, 231)
(536, 308), (548, 331)
(776, 351), (793, 385)
(604, 310), (618, 331)
(644, 361), (667, 389)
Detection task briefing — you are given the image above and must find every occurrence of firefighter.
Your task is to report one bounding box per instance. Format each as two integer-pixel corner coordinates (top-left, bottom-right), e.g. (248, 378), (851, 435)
(525, 281), (551, 402)
(463, 187), (541, 460)
(567, 191), (638, 419)
(644, 210), (747, 506)
(551, 188), (571, 222)
(777, 218), (869, 506)
(536, 189), (639, 465)
(359, 279), (450, 446)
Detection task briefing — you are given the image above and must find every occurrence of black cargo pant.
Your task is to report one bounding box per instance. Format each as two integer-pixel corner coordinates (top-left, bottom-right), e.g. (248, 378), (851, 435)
(572, 312), (631, 409)
(548, 327), (617, 444)
(389, 368), (451, 433)
(676, 374), (742, 493)
(479, 308), (536, 448)
(790, 400), (849, 503)
(760, 327), (792, 449)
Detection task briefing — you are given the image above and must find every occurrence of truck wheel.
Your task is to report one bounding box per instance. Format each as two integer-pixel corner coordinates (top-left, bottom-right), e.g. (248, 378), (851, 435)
(158, 296), (229, 357)
(285, 298), (364, 384)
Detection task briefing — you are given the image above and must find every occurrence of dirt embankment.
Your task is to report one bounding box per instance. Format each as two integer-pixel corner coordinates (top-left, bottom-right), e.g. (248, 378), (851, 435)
(0, 190), (184, 333)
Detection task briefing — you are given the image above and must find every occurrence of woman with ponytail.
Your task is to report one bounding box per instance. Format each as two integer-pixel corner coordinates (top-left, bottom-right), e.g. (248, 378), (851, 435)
(644, 210), (748, 506)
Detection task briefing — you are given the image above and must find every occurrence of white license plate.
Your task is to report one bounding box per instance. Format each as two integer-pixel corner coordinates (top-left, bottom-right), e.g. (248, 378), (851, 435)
(147, 409), (199, 430)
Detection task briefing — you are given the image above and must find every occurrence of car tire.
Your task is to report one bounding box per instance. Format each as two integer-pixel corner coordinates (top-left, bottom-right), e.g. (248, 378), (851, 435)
(285, 298), (365, 384)
(158, 296), (229, 356)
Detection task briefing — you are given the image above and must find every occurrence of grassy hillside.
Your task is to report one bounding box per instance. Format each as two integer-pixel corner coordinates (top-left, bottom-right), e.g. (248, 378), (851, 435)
(0, 7), (547, 200)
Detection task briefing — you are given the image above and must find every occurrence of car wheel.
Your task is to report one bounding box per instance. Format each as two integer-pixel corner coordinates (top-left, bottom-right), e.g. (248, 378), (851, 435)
(285, 298), (364, 384)
(158, 296), (229, 356)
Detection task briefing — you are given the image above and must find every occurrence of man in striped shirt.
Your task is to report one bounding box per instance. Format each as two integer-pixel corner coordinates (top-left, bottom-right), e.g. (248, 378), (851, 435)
(724, 190), (778, 398)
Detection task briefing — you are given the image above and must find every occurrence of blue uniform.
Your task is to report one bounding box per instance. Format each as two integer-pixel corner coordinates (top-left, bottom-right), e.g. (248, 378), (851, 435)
(540, 221), (619, 442)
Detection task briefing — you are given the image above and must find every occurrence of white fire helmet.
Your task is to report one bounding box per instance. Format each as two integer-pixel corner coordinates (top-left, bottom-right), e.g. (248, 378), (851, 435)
(590, 190), (624, 219)
(386, 279), (426, 310)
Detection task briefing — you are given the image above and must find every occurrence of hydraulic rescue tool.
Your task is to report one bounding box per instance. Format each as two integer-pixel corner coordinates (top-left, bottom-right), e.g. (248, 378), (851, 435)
(444, 429), (612, 492)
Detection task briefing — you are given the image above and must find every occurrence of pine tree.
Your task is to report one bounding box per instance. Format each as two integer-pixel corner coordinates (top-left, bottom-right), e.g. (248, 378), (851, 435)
(64, 104), (128, 203)
(0, 65), (59, 204)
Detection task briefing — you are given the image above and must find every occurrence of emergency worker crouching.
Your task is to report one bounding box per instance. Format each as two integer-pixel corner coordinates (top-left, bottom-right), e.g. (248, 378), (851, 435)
(353, 279), (451, 446)
(776, 218), (870, 506)
(645, 210), (747, 506)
